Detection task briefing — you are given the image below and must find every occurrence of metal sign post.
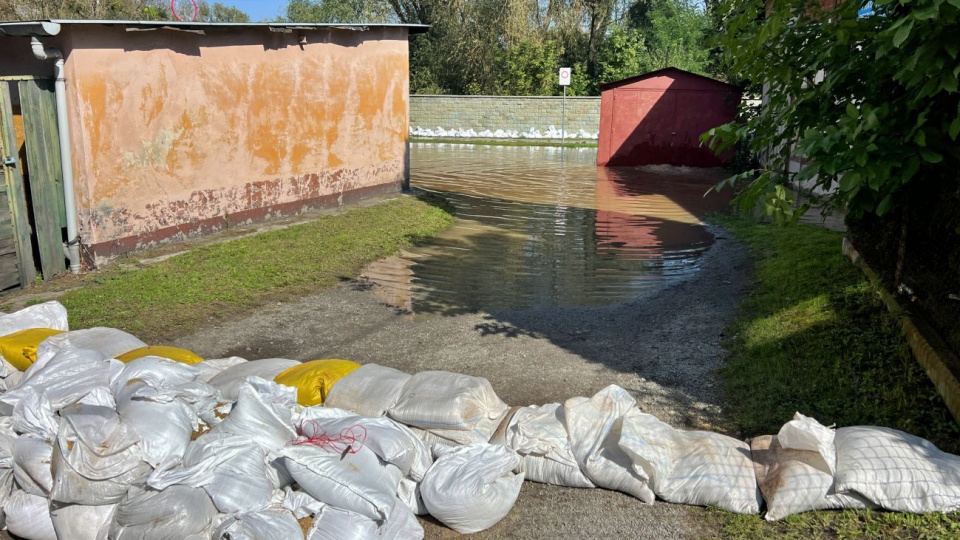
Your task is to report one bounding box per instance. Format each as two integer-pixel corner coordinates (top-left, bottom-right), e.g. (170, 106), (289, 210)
(559, 67), (571, 144)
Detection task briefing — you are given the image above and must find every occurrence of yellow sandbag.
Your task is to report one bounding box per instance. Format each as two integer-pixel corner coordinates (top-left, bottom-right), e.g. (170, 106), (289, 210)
(0, 328), (64, 371)
(274, 359), (361, 406)
(116, 346), (204, 365)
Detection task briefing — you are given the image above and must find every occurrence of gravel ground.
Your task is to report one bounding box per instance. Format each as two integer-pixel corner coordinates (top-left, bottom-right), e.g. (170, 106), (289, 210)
(172, 226), (752, 539)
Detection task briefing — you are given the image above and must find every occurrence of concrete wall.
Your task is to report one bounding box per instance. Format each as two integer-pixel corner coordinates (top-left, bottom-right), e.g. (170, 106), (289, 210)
(4, 24), (411, 266)
(410, 95), (601, 137)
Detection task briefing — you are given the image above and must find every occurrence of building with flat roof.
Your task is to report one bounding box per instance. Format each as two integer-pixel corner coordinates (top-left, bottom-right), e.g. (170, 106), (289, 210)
(0, 20), (427, 285)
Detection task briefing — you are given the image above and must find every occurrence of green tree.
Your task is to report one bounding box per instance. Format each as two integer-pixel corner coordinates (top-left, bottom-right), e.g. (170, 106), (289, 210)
(199, 1), (250, 22)
(0, 0), (171, 20)
(496, 38), (565, 96)
(595, 25), (650, 85)
(284, 0), (390, 22)
(707, 0), (960, 224)
(628, 0), (712, 73)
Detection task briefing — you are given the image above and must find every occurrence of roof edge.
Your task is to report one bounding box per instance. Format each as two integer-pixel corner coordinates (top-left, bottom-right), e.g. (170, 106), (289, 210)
(0, 21), (61, 37)
(0, 19), (428, 35)
(599, 67), (740, 92)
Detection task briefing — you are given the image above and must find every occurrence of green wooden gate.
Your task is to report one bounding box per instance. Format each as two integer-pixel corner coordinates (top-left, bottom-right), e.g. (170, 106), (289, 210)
(0, 77), (69, 291)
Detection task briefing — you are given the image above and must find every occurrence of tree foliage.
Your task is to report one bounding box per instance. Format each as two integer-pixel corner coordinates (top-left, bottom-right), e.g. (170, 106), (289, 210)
(283, 0), (717, 95)
(0, 0), (250, 22)
(707, 0), (960, 221)
(199, 1), (250, 22)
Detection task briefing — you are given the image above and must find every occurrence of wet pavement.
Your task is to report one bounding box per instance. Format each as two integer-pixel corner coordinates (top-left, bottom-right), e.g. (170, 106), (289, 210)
(363, 144), (732, 314)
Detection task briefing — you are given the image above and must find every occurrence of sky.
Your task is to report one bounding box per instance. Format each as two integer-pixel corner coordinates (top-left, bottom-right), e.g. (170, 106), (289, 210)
(221, 0), (286, 22)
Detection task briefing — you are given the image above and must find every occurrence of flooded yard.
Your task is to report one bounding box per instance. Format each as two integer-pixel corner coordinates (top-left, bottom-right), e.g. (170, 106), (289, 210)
(364, 143), (732, 313)
(179, 143), (753, 540)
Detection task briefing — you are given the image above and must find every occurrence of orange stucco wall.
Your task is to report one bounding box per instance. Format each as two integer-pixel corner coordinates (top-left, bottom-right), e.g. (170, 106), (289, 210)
(43, 25), (410, 264)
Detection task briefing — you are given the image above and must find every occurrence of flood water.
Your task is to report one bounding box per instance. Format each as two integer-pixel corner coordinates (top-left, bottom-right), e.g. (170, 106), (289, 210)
(362, 143), (732, 314)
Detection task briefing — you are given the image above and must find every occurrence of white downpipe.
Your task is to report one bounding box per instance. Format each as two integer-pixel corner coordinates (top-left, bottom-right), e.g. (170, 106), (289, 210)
(31, 37), (81, 273)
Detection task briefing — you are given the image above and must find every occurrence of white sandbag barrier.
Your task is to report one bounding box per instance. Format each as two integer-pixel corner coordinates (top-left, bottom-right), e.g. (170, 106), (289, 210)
(564, 385), (656, 503)
(495, 403), (595, 489)
(619, 409), (762, 514)
(324, 364), (411, 418)
(0, 302), (958, 538)
(421, 444), (524, 534)
(388, 371), (510, 446)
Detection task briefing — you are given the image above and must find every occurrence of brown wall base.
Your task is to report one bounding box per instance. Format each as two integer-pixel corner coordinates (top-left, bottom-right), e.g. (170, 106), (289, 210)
(843, 237), (960, 425)
(83, 181), (403, 269)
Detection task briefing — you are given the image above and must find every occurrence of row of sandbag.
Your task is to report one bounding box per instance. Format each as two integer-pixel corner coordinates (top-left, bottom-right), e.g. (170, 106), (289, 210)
(326, 365), (960, 522)
(2, 302), (960, 529)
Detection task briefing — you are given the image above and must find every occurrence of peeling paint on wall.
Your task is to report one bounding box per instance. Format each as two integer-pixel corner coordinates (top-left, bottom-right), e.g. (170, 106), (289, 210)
(56, 26), (409, 259)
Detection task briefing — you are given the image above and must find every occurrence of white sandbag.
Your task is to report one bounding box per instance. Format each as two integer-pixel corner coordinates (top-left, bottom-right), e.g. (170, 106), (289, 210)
(750, 413), (870, 521)
(752, 434), (871, 521)
(208, 377), (297, 452)
(49, 502), (116, 540)
(0, 301), (68, 337)
(501, 403), (595, 489)
(110, 485), (218, 540)
(0, 467), (12, 529)
(298, 413), (433, 481)
(834, 426), (960, 513)
(11, 387), (57, 440)
(409, 426), (467, 449)
(307, 498), (424, 540)
(324, 364), (411, 418)
(13, 435), (53, 496)
(35, 327), (146, 365)
(0, 366), (22, 389)
(563, 386), (654, 503)
(79, 386), (117, 408)
(214, 508), (305, 540)
(398, 477), (429, 515)
(778, 412), (838, 474)
(112, 356), (201, 393)
(4, 490), (56, 540)
(160, 380), (230, 428)
(195, 357), (249, 385)
(283, 441), (404, 521)
(306, 505), (376, 540)
(379, 499), (425, 540)
(154, 433), (278, 514)
(4, 347), (109, 411)
(282, 486), (324, 519)
(619, 409), (762, 514)
(388, 371), (509, 442)
(49, 404), (152, 505)
(117, 386), (197, 468)
(207, 359), (300, 402)
(0, 426), (13, 528)
(420, 444), (524, 534)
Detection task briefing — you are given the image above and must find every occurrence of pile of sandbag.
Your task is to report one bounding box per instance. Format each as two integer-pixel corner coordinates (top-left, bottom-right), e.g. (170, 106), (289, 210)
(0, 301), (958, 539)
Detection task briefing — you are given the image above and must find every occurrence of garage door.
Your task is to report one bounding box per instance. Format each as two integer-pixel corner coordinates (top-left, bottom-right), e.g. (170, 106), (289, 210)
(605, 89), (734, 168)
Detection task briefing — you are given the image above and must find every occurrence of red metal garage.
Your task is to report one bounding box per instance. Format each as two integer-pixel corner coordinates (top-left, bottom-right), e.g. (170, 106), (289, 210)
(597, 68), (741, 167)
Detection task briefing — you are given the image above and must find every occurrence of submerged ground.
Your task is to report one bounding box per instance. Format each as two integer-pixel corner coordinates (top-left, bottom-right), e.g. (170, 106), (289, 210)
(7, 144), (959, 539)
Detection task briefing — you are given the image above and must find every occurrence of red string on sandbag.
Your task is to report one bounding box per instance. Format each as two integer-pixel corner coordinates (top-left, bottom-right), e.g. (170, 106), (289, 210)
(291, 420), (367, 455)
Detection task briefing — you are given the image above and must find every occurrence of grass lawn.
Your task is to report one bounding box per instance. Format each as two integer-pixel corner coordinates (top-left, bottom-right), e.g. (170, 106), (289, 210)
(713, 214), (960, 539)
(29, 196), (453, 344)
(411, 137), (598, 148)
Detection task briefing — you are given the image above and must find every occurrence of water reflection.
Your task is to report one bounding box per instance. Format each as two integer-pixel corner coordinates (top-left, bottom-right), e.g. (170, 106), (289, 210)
(362, 144), (732, 314)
